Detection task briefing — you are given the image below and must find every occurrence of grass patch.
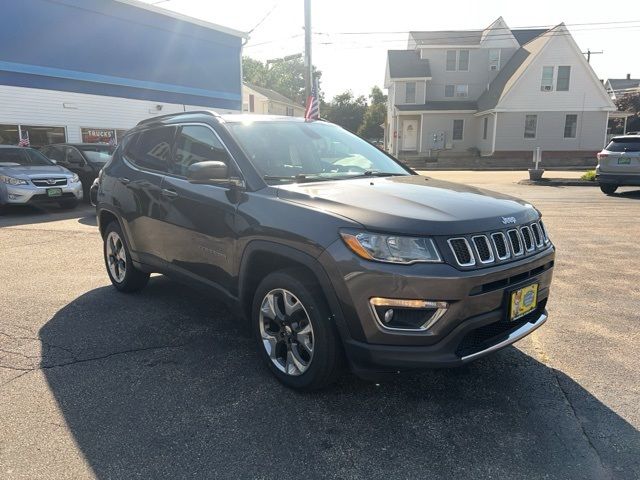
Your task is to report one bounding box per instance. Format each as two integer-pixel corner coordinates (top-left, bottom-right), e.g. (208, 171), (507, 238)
(581, 170), (596, 181)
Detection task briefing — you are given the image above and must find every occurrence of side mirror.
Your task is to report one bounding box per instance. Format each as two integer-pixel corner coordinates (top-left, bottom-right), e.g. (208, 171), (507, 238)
(49, 159), (57, 165)
(187, 161), (228, 183)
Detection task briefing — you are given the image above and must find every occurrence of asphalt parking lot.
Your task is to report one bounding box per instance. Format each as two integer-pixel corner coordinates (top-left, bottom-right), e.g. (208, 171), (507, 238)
(1, 172), (639, 480)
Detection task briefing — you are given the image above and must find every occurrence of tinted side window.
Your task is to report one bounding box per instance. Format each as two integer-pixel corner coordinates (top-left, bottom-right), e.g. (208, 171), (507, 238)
(44, 146), (64, 162)
(171, 125), (232, 177)
(65, 147), (85, 165)
(126, 127), (176, 173)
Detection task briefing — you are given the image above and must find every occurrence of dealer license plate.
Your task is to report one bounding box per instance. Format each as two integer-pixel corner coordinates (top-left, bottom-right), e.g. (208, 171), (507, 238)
(509, 283), (538, 321)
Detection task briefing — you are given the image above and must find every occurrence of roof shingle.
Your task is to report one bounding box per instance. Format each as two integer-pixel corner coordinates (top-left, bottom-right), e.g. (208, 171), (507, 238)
(387, 50), (431, 78)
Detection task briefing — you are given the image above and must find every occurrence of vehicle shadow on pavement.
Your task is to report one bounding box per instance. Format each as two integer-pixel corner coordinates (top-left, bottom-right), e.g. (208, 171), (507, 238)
(0, 204), (94, 228)
(39, 277), (640, 480)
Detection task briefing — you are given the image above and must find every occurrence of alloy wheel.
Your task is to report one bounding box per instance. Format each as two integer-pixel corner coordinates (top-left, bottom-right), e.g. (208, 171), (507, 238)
(106, 231), (127, 283)
(259, 288), (314, 376)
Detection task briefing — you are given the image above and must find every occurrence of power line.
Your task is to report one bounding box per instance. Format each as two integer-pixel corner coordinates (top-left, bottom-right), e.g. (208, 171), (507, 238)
(247, 2), (279, 35)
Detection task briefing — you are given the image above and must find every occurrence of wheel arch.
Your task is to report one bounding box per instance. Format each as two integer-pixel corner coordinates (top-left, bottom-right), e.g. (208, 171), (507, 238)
(238, 241), (350, 341)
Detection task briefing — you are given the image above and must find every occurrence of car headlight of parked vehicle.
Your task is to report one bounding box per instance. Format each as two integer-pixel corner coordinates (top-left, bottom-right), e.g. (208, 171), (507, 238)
(71, 173), (80, 183)
(0, 175), (29, 186)
(341, 231), (442, 264)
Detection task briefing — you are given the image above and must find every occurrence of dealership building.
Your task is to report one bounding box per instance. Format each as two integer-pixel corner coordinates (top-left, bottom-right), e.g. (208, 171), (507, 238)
(0, 0), (245, 148)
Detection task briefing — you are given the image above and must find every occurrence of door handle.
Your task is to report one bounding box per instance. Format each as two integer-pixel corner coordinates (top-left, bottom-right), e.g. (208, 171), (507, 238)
(118, 177), (130, 185)
(161, 188), (178, 198)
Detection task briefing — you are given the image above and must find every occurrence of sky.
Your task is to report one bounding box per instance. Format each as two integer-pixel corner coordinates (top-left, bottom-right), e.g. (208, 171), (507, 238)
(142, 0), (640, 101)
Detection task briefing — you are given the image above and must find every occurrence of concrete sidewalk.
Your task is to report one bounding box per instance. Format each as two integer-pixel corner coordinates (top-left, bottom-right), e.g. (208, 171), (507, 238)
(416, 170), (586, 185)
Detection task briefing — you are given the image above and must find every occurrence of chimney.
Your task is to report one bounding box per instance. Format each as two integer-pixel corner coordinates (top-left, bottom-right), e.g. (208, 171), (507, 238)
(627, 73), (631, 80)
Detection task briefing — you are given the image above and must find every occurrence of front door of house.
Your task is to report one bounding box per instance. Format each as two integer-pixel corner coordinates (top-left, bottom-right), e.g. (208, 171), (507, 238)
(402, 120), (418, 151)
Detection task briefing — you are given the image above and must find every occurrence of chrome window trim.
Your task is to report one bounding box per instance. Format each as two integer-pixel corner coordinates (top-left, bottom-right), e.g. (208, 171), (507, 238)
(471, 235), (495, 264)
(520, 225), (535, 252)
(490, 232), (511, 260)
(507, 229), (524, 256)
(447, 237), (476, 267)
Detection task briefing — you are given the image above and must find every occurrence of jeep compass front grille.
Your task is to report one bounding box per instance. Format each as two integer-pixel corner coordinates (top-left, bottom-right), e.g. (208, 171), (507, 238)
(447, 221), (550, 269)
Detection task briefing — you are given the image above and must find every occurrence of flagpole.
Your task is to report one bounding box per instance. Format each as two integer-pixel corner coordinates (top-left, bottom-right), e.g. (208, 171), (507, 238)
(304, 0), (312, 100)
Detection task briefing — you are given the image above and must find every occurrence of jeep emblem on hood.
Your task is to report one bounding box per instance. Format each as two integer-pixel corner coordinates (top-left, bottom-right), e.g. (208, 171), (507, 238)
(501, 216), (517, 225)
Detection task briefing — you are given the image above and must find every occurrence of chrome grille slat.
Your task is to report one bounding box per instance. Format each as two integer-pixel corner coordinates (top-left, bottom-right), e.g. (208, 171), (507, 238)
(520, 226), (534, 252)
(531, 223), (544, 247)
(539, 221), (549, 244)
(491, 232), (510, 260)
(507, 229), (524, 256)
(31, 177), (67, 187)
(472, 235), (494, 264)
(447, 238), (475, 267)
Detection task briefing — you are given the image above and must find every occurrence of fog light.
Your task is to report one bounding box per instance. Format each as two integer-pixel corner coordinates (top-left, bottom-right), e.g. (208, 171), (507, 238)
(8, 194), (18, 200)
(369, 297), (448, 332)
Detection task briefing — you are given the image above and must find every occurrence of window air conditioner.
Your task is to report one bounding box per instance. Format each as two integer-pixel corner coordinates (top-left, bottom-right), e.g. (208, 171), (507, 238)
(542, 85), (553, 91)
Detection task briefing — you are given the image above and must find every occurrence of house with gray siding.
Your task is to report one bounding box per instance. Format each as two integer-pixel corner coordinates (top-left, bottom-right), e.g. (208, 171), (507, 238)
(384, 18), (616, 167)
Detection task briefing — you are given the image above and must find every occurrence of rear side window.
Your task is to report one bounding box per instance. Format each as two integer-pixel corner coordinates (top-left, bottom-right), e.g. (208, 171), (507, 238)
(125, 127), (176, 173)
(605, 138), (640, 152)
(43, 146), (64, 162)
(171, 125), (232, 177)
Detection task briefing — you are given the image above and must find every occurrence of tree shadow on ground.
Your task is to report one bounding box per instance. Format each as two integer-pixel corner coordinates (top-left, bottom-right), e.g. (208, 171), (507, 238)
(39, 277), (640, 479)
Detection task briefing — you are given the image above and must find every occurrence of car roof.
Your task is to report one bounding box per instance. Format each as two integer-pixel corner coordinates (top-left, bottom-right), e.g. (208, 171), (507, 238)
(0, 145), (34, 150)
(610, 135), (640, 141)
(136, 111), (318, 127)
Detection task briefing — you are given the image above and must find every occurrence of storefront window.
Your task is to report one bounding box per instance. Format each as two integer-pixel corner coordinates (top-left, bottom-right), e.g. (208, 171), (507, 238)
(82, 128), (128, 145)
(21, 125), (66, 148)
(0, 125), (20, 145)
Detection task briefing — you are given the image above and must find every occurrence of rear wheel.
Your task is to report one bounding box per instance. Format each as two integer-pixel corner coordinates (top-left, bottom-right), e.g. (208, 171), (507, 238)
(599, 184), (618, 195)
(103, 221), (149, 292)
(252, 270), (343, 390)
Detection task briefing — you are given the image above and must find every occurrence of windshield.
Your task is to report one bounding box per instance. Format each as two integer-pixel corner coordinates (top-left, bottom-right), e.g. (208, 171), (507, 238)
(0, 148), (53, 166)
(606, 138), (640, 152)
(227, 121), (409, 183)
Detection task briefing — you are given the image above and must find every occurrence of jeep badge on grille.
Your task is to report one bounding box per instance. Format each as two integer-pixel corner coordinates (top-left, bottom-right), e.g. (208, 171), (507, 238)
(501, 216), (517, 225)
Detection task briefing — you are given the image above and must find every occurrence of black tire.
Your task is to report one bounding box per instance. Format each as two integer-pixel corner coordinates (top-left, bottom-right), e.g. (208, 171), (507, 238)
(252, 269), (343, 391)
(103, 221), (149, 293)
(58, 199), (79, 209)
(599, 184), (618, 195)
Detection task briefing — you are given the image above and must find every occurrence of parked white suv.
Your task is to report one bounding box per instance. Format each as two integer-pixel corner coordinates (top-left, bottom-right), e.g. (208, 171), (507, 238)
(596, 136), (640, 195)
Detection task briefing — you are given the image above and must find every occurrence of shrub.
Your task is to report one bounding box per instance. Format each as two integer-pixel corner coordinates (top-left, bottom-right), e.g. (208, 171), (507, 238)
(581, 170), (596, 181)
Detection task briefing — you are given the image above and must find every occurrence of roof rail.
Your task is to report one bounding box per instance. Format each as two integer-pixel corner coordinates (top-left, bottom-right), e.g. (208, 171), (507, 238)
(136, 110), (221, 126)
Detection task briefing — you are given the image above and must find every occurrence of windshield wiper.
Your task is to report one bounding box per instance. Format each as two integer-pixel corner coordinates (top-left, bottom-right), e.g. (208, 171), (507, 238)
(263, 174), (330, 183)
(342, 171), (406, 178)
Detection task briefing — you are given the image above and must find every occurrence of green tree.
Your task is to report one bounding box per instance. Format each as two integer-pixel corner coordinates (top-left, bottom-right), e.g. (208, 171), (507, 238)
(615, 92), (640, 132)
(357, 86), (387, 139)
(324, 91), (367, 133)
(242, 56), (322, 106)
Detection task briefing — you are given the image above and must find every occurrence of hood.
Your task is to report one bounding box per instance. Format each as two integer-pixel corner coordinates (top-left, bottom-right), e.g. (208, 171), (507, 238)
(0, 164), (72, 179)
(276, 175), (539, 235)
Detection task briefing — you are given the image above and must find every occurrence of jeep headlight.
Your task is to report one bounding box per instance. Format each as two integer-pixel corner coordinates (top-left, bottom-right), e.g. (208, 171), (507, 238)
(341, 231), (442, 264)
(71, 173), (80, 183)
(0, 175), (28, 186)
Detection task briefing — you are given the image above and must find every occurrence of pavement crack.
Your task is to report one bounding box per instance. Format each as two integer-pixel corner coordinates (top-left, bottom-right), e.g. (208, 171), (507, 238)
(550, 367), (612, 480)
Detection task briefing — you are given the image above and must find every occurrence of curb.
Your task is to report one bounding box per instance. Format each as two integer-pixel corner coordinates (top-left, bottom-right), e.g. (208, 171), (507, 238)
(517, 179), (598, 187)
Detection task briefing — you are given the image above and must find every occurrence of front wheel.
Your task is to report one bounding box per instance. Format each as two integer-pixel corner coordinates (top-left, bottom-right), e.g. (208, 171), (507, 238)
(599, 184), (618, 195)
(103, 221), (149, 292)
(252, 270), (343, 390)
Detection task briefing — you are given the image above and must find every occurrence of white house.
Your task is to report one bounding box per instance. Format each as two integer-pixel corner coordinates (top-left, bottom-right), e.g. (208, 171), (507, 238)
(604, 74), (640, 100)
(242, 83), (305, 117)
(384, 18), (616, 167)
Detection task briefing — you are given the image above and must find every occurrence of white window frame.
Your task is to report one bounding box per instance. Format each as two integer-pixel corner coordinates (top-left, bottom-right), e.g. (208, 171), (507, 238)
(564, 114), (578, 138)
(489, 49), (501, 71)
(445, 49), (470, 72)
(444, 84), (455, 97)
(541, 66), (554, 92)
(452, 119), (464, 141)
(524, 115), (537, 139)
(556, 66), (571, 91)
(455, 85), (469, 98)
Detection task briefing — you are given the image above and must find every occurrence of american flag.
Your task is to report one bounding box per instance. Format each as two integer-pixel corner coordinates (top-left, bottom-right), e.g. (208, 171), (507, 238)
(304, 80), (319, 121)
(18, 131), (30, 147)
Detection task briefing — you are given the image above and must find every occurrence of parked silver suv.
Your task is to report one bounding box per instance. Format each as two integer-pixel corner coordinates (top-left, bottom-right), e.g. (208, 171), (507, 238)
(596, 136), (640, 194)
(0, 146), (83, 209)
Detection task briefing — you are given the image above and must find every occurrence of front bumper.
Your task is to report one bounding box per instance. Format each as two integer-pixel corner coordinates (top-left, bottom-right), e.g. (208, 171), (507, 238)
(0, 181), (83, 204)
(319, 239), (555, 372)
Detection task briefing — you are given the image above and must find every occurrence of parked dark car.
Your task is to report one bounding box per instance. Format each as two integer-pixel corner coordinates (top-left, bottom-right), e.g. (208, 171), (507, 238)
(96, 112), (555, 390)
(41, 143), (113, 201)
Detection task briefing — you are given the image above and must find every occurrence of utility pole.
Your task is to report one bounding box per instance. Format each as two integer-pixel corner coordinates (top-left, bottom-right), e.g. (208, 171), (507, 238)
(582, 49), (603, 63)
(304, 0), (312, 99)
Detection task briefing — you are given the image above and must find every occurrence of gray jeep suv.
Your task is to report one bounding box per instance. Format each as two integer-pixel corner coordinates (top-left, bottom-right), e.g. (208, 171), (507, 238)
(96, 112), (555, 390)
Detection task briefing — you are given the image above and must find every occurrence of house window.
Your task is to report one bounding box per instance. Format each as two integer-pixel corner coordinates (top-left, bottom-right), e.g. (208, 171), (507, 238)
(405, 82), (416, 103)
(452, 119), (464, 140)
(458, 50), (470, 71)
(489, 49), (501, 70)
(444, 85), (455, 97)
(482, 117), (488, 140)
(557, 66), (571, 91)
(541, 66), (554, 91)
(524, 115), (537, 139)
(446, 50), (457, 71)
(564, 114), (578, 138)
(446, 50), (470, 71)
(0, 124), (19, 145)
(455, 85), (468, 97)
